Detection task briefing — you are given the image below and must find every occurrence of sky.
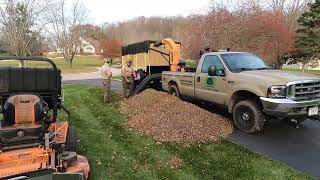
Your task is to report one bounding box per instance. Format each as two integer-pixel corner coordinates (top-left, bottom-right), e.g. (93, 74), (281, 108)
(83, 0), (211, 25)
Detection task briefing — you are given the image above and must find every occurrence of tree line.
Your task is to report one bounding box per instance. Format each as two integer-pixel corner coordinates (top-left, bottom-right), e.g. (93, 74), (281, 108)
(0, 0), (318, 69)
(0, 0), (87, 67)
(99, 0), (316, 67)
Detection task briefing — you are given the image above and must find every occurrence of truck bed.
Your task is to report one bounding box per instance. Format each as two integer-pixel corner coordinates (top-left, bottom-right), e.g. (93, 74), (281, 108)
(162, 71), (196, 96)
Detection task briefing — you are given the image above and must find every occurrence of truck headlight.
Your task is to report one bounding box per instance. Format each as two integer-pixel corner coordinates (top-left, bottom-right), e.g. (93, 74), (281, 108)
(267, 85), (286, 98)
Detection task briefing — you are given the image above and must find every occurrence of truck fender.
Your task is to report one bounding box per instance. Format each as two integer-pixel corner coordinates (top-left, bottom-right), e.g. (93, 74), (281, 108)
(228, 89), (264, 113)
(162, 75), (181, 92)
(168, 80), (180, 90)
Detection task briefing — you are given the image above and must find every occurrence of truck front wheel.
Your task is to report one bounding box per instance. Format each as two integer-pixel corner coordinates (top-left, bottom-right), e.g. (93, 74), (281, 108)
(233, 100), (265, 134)
(169, 85), (181, 99)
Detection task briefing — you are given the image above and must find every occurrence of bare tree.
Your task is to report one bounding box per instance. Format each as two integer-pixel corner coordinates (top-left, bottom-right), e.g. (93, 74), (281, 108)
(0, 0), (50, 66)
(287, 0), (311, 28)
(269, 0), (287, 12)
(268, 0), (311, 29)
(47, 0), (87, 67)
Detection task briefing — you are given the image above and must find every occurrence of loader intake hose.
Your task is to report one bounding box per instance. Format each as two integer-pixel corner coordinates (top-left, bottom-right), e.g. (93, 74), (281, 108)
(154, 41), (164, 47)
(129, 73), (162, 97)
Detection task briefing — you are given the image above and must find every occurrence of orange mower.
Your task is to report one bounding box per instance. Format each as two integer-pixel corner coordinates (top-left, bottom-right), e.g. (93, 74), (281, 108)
(0, 57), (90, 179)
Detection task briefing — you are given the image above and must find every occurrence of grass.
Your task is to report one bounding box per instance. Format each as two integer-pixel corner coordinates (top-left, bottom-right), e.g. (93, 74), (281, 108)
(112, 75), (123, 81)
(110, 58), (122, 66)
(283, 68), (320, 75)
(62, 84), (312, 180)
(0, 55), (104, 73)
(185, 59), (198, 69)
(184, 62), (320, 76)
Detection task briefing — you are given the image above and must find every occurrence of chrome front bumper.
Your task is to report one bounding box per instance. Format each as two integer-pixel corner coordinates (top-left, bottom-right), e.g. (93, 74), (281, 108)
(260, 97), (320, 117)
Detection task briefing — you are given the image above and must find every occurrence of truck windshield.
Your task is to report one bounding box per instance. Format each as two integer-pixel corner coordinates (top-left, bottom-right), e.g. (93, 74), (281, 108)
(221, 53), (271, 72)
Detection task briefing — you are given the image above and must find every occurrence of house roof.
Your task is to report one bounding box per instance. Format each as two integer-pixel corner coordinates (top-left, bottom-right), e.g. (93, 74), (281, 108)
(81, 37), (100, 49)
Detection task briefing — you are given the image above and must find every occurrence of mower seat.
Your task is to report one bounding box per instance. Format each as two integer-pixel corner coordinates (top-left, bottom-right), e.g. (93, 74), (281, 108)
(3, 94), (45, 126)
(0, 123), (43, 147)
(0, 94), (45, 149)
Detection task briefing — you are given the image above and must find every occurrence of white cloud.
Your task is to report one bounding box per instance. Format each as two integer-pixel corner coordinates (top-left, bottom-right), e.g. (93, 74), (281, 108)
(82, 0), (210, 24)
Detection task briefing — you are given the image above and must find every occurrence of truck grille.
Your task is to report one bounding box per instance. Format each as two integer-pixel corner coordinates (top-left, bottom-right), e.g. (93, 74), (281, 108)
(288, 81), (320, 101)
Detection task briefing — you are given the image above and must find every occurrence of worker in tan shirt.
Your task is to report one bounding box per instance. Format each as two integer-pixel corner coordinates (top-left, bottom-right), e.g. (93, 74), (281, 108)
(101, 60), (113, 103)
(121, 60), (136, 97)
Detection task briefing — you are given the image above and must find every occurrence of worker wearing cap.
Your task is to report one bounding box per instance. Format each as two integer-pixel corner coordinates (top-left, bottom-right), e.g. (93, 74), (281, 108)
(101, 60), (113, 103)
(121, 60), (136, 97)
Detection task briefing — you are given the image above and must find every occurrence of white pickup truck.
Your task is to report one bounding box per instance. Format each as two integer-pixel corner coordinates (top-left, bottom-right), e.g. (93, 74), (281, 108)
(162, 52), (320, 133)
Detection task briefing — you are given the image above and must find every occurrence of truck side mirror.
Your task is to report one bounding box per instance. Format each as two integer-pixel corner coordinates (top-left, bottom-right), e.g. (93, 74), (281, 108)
(208, 65), (216, 76)
(216, 69), (225, 76)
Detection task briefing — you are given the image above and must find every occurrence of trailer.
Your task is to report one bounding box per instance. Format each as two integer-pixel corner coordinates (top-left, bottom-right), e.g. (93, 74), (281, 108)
(121, 38), (181, 96)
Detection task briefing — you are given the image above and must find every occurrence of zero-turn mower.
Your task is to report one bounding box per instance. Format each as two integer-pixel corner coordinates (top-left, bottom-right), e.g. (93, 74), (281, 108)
(0, 57), (90, 179)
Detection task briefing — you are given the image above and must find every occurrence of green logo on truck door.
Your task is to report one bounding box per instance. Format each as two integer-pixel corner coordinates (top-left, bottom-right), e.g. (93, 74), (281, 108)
(206, 77), (215, 88)
(205, 77), (219, 92)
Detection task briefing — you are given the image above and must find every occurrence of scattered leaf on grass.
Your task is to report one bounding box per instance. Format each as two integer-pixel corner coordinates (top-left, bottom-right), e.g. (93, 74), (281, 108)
(137, 158), (184, 171)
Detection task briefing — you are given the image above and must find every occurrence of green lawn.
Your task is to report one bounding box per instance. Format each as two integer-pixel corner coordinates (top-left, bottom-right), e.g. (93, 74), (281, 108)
(185, 59), (198, 69)
(0, 56), (104, 73)
(184, 63), (320, 76)
(62, 84), (312, 180)
(283, 68), (320, 75)
(112, 75), (122, 81)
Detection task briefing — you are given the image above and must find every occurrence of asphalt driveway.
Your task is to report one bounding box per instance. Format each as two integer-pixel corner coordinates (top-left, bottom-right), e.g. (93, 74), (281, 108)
(64, 77), (320, 178)
(230, 119), (320, 178)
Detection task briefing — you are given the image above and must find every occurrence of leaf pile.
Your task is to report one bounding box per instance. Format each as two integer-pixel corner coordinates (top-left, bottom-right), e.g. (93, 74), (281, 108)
(121, 89), (233, 144)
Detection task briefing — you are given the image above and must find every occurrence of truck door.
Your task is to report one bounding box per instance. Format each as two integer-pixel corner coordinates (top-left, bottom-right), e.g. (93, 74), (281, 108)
(195, 55), (228, 105)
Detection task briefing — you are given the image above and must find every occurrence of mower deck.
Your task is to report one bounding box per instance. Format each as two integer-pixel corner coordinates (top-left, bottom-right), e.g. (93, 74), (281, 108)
(0, 147), (49, 177)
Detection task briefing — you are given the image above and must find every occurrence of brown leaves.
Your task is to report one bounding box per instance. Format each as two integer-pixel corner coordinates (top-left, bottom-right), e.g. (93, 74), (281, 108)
(121, 89), (233, 145)
(99, 39), (122, 58)
(173, 2), (294, 63)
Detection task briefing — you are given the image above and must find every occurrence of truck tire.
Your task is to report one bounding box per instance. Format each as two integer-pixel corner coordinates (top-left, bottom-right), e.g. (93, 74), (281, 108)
(233, 99), (264, 134)
(169, 84), (181, 99)
(65, 126), (78, 152)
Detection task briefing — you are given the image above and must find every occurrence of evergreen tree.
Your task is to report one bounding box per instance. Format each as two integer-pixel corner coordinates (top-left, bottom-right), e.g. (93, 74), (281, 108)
(295, 0), (320, 58)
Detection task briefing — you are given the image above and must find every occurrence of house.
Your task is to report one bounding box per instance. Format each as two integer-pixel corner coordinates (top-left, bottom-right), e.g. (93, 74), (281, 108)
(80, 37), (96, 54)
(50, 37), (98, 55)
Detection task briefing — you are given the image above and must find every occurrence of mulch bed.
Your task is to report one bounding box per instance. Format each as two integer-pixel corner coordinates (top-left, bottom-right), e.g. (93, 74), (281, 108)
(121, 89), (233, 144)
